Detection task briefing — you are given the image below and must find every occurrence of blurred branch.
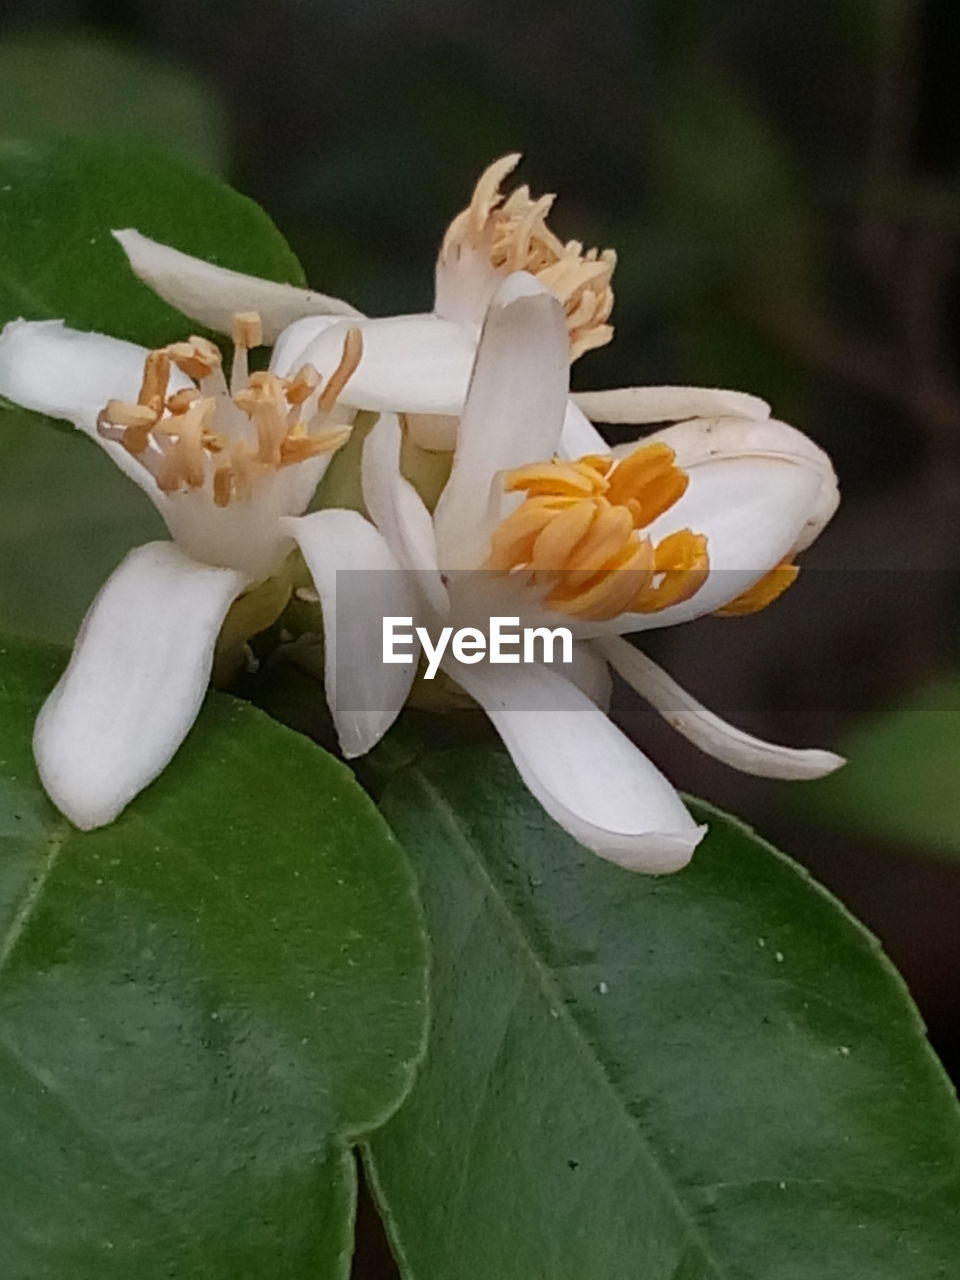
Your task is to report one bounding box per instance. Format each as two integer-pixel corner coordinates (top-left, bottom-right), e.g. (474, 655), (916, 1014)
(857, 0), (922, 276)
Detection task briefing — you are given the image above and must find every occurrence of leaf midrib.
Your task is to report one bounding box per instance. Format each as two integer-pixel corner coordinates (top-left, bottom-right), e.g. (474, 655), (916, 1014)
(0, 820), (68, 974)
(411, 769), (728, 1280)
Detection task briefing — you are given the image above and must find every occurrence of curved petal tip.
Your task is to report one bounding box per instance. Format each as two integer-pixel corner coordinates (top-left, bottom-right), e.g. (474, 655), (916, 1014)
(33, 542), (247, 830)
(588, 824), (708, 875)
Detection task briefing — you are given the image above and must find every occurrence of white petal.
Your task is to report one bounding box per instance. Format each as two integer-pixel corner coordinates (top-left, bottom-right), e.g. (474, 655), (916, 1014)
(561, 399), (608, 457)
(113, 229), (361, 341)
(617, 456), (823, 632)
(283, 509), (420, 757)
(642, 415), (839, 553)
(562, 642), (613, 709)
(447, 660), (705, 873)
(163, 459), (328, 579)
(574, 385), (771, 424)
(0, 319), (191, 495)
(361, 413), (448, 615)
(434, 240), (501, 332)
(644, 413), (822, 468)
(295, 313), (475, 415)
(433, 273), (570, 568)
(270, 315), (350, 378)
(599, 638), (845, 779)
(34, 542), (247, 830)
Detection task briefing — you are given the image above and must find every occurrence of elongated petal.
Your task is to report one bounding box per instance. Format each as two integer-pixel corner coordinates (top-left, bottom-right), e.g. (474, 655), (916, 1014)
(361, 413), (448, 614)
(574, 385), (771, 424)
(270, 314), (350, 378)
(614, 456), (823, 632)
(641, 415), (839, 553)
(34, 542), (247, 830)
(0, 319), (191, 495)
(561, 398), (608, 456)
(433, 273), (570, 568)
(599, 638), (844, 778)
(447, 660), (705, 872)
(434, 240), (500, 332)
(563, 642), (613, 709)
(295, 313), (475, 414)
(113, 229), (361, 341)
(283, 509), (419, 757)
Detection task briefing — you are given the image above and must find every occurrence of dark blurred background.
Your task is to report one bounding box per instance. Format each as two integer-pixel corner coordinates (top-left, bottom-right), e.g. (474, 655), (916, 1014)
(1, 0), (959, 1217)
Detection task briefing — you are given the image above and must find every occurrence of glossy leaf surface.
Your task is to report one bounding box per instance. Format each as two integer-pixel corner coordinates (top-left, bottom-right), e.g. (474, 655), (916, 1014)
(370, 747), (960, 1279)
(0, 637), (428, 1278)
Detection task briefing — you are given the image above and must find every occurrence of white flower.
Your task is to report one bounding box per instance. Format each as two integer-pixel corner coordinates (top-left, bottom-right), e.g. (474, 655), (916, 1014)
(113, 155), (774, 456)
(0, 312), (360, 830)
(280, 273), (843, 874)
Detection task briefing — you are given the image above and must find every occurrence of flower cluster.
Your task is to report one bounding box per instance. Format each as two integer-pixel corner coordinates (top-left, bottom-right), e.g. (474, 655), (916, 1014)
(0, 156), (842, 868)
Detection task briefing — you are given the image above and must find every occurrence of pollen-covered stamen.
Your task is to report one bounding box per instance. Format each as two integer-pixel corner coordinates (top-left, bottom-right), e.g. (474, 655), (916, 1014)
(441, 154), (617, 361)
(631, 530), (710, 614)
(230, 310), (263, 394)
(284, 362), (321, 409)
(317, 325), (363, 414)
(96, 314), (360, 507)
(485, 442), (709, 622)
(233, 371), (293, 467)
(715, 558), (800, 616)
(165, 336), (224, 391)
(137, 348), (171, 418)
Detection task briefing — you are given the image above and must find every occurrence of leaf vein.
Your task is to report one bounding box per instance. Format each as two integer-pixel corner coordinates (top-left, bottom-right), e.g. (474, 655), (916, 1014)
(413, 770), (729, 1280)
(0, 820), (68, 975)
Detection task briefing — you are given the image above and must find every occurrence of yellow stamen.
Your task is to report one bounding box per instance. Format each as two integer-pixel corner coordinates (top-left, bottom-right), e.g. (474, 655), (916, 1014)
(318, 326), (363, 413)
(279, 426), (351, 465)
(547, 537), (655, 621)
(232, 311), (263, 351)
(101, 399), (157, 430)
(605, 443), (677, 506)
(486, 442), (709, 621)
(230, 310), (262, 392)
(285, 363), (321, 407)
(97, 400), (157, 454)
(485, 496), (573, 572)
(95, 320), (361, 505)
(715, 559), (800, 616)
(630, 530), (709, 614)
(505, 459), (609, 499)
(529, 499), (599, 573)
(137, 349), (171, 417)
(561, 505), (636, 586)
(234, 371), (289, 465)
(577, 454), (615, 477)
(166, 387), (202, 415)
(213, 464), (234, 509)
(166, 337), (221, 382)
(441, 155), (616, 362)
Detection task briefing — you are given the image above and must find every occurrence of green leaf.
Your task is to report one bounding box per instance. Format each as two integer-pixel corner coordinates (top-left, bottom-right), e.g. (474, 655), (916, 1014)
(0, 137), (303, 345)
(0, 36), (229, 173)
(803, 676), (960, 858)
(0, 137), (305, 643)
(0, 418), (162, 644)
(0, 635), (428, 1278)
(368, 747), (960, 1279)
